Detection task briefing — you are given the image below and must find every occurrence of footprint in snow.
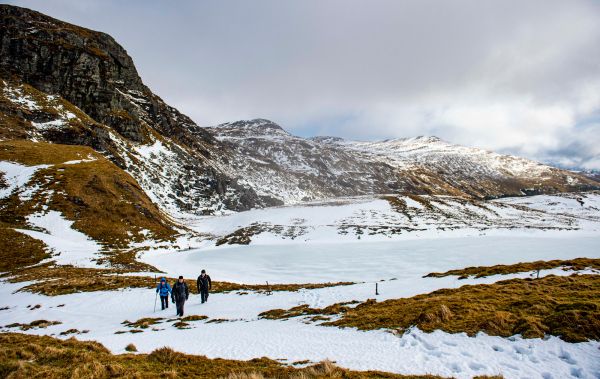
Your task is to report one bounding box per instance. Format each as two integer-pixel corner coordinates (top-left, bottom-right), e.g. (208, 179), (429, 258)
(446, 362), (462, 373)
(559, 350), (578, 365)
(491, 345), (503, 352)
(570, 367), (583, 378)
(513, 345), (533, 355)
(468, 362), (485, 371)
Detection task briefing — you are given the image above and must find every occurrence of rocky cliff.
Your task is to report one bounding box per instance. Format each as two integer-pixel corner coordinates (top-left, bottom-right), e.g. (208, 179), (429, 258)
(0, 4), (277, 214)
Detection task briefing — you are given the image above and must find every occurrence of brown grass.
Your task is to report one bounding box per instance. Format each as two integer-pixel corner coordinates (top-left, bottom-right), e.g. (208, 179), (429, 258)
(4, 320), (62, 331)
(0, 140), (176, 250)
(122, 318), (164, 329)
(125, 343), (137, 352)
(425, 258), (600, 279)
(262, 274), (600, 343)
(4, 266), (354, 296)
(0, 332), (446, 378)
(0, 225), (49, 272)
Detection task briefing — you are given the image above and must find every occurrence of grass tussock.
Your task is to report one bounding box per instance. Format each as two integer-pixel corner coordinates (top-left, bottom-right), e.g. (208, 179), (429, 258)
(0, 333), (446, 378)
(59, 329), (88, 336)
(425, 258), (600, 279)
(122, 318), (164, 329)
(125, 343), (137, 352)
(180, 315), (208, 322)
(262, 274), (600, 342)
(173, 321), (191, 329)
(4, 320), (62, 331)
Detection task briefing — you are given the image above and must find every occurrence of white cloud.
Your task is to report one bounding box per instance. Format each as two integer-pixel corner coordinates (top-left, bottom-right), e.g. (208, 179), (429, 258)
(8, 0), (600, 168)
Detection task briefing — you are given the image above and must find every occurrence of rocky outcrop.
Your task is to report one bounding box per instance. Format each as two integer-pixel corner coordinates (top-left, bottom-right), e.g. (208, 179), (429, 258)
(0, 4), (272, 214)
(0, 4), (212, 148)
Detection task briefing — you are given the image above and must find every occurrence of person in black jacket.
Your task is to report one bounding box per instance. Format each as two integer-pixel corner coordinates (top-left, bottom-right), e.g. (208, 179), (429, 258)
(196, 269), (212, 304)
(171, 276), (189, 317)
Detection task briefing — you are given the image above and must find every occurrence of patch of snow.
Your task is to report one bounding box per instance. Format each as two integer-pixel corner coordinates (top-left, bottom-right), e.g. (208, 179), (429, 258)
(63, 155), (97, 165)
(31, 119), (67, 130)
(0, 161), (50, 200)
(16, 211), (103, 268)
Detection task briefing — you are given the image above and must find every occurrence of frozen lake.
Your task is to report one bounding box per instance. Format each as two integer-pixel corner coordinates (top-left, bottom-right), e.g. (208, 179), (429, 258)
(142, 234), (600, 284)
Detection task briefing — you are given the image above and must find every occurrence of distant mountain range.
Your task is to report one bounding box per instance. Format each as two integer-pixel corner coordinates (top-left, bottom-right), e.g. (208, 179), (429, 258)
(1, 3), (598, 227)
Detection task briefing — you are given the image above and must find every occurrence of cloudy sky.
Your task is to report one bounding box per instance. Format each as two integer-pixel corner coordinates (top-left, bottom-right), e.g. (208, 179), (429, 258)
(7, 0), (600, 169)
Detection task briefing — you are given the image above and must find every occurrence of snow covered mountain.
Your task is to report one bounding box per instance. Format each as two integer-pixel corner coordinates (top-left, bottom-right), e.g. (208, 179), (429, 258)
(209, 119), (599, 205)
(1, 3), (597, 224)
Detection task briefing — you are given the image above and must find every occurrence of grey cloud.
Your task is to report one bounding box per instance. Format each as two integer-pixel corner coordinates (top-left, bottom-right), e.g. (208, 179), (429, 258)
(7, 0), (600, 169)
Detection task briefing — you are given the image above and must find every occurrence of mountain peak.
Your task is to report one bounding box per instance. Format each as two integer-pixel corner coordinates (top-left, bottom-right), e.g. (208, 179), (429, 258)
(214, 119), (290, 137)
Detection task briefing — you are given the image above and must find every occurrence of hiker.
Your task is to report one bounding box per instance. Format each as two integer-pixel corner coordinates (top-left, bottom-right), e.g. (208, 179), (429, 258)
(196, 269), (212, 304)
(156, 277), (172, 310)
(171, 276), (189, 317)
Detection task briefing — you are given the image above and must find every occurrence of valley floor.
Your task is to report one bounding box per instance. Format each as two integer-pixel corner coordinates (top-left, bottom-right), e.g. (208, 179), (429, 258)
(1, 193), (600, 378)
(2, 235), (600, 378)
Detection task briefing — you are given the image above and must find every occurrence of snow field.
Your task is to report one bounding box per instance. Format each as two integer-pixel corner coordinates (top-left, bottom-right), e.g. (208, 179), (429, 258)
(2, 192), (600, 378)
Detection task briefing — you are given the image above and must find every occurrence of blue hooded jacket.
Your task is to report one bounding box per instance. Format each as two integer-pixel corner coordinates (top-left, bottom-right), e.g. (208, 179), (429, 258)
(156, 278), (172, 296)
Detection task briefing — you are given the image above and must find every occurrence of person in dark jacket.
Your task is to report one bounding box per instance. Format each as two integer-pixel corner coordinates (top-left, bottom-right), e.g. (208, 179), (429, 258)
(156, 277), (172, 310)
(196, 269), (212, 304)
(171, 276), (189, 317)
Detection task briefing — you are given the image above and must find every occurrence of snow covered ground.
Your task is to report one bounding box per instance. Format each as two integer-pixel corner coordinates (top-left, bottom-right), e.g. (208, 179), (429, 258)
(2, 193), (600, 378)
(171, 192), (600, 249)
(17, 211), (103, 268)
(1, 264), (599, 379)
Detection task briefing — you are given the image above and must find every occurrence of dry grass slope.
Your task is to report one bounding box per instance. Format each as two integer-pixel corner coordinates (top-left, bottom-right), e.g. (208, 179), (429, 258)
(261, 274), (600, 343)
(0, 333), (449, 379)
(425, 258), (600, 279)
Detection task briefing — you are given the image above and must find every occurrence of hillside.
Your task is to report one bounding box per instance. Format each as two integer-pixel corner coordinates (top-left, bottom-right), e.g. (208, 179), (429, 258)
(209, 119), (599, 204)
(0, 139), (177, 272)
(1, 4), (598, 222)
(0, 4), (276, 216)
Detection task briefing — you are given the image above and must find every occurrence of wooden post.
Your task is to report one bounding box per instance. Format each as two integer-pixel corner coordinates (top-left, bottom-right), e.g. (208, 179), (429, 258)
(375, 282), (379, 295)
(266, 281), (272, 296)
(536, 269), (540, 279)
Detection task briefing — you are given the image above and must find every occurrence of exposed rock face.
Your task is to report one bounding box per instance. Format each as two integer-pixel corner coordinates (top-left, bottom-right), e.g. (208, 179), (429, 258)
(0, 4), (273, 214)
(209, 119), (600, 203)
(0, 4), (212, 147)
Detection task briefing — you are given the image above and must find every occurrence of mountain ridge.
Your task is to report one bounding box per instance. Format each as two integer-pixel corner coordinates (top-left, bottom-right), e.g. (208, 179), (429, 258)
(209, 118), (599, 204)
(1, 4), (598, 220)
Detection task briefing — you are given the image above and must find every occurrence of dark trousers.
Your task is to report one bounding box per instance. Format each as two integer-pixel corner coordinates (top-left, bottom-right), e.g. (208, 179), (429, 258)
(201, 289), (209, 303)
(175, 299), (185, 316)
(160, 296), (169, 310)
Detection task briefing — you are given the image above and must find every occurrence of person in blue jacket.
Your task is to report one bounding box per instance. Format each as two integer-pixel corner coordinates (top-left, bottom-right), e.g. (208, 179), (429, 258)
(156, 277), (172, 310)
